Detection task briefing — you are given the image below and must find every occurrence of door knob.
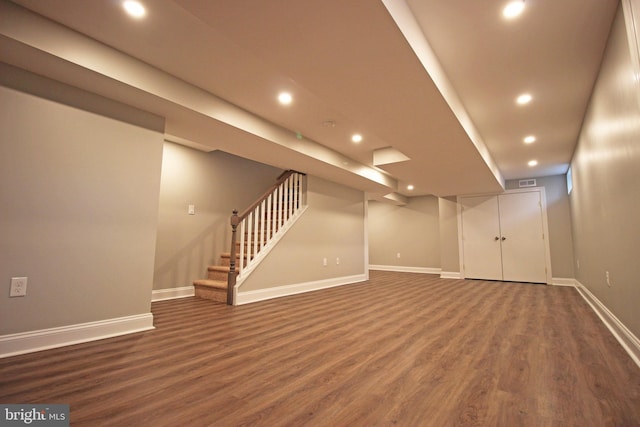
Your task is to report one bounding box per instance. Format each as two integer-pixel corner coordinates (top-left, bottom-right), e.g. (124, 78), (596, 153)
(494, 236), (499, 241)
(501, 236), (506, 241)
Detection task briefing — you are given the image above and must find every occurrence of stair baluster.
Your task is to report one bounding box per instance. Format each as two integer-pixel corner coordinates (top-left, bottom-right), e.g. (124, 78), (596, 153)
(225, 170), (306, 305)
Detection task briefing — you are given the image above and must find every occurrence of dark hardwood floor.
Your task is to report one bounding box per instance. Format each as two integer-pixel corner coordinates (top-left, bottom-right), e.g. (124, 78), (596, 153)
(1, 271), (639, 426)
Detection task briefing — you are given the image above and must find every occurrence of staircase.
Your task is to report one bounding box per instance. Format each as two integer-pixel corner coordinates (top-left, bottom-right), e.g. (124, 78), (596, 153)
(193, 170), (306, 305)
(192, 254), (238, 304)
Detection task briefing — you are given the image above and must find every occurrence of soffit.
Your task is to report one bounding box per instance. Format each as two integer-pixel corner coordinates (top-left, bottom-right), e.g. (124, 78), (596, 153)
(3, 0), (618, 197)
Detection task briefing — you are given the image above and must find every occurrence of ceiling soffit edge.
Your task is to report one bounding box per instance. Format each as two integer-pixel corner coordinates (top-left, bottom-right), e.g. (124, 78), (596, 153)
(381, 0), (505, 190)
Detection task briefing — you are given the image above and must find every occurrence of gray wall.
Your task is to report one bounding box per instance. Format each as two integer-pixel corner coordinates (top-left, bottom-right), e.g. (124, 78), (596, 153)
(438, 197), (460, 274)
(0, 85), (164, 335)
(505, 175), (575, 278)
(153, 143), (281, 290)
(370, 179), (574, 279)
(569, 5), (640, 338)
(240, 176), (366, 291)
(368, 196), (440, 269)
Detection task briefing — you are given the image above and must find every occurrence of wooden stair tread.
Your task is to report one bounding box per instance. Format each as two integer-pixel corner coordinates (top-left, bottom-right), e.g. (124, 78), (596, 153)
(193, 279), (227, 289)
(207, 265), (230, 273)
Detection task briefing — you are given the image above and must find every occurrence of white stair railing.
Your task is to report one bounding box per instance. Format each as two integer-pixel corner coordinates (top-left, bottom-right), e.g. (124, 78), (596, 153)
(227, 171), (306, 304)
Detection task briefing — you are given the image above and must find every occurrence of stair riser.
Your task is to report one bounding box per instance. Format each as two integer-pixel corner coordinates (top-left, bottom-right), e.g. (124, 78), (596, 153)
(194, 285), (227, 303)
(208, 270), (228, 281)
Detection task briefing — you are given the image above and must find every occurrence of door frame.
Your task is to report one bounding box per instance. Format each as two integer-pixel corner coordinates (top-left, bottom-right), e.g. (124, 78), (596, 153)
(456, 187), (553, 284)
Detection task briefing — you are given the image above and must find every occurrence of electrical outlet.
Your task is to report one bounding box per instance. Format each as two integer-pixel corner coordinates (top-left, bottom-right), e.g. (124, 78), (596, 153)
(323, 258), (327, 267)
(396, 252), (401, 259)
(336, 257), (340, 265)
(10, 277), (27, 297)
(188, 204), (195, 215)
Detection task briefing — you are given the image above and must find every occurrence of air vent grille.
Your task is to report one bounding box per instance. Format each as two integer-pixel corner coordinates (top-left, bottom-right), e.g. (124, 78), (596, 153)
(519, 179), (537, 188)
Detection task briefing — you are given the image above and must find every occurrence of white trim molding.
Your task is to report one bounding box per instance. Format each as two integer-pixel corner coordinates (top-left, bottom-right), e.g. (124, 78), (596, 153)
(574, 280), (640, 369)
(551, 277), (577, 287)
(440, 271), (462, 279)
(152, 286), (195, 302)
(0, 313), (154, 358)
(236, 274), (367, 305)
(369, 265), (441, 275)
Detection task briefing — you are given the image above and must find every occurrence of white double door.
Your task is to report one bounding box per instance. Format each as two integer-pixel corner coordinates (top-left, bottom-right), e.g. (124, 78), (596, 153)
(460, 190), (549, 283)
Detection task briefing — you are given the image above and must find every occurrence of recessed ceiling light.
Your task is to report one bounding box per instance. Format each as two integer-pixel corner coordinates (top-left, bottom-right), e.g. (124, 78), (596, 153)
(528, 160), (538, 167)
(517, 93), (532, 105)
(123, 0), (146, 18)
(503, 1), (525, 19)
(407, 185), (414, 191)
(351, 134), (363, 143)
(524, 135), (536, 144)
(278, 92), (292, 105)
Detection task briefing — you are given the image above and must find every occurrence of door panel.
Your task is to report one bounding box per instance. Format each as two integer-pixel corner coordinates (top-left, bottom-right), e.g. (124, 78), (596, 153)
(460, 195), (503, 280)
(498, 192), (547, 283)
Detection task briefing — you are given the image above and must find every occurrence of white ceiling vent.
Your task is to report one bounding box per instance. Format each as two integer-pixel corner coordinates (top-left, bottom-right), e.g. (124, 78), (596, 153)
(519, 178), (537, 188)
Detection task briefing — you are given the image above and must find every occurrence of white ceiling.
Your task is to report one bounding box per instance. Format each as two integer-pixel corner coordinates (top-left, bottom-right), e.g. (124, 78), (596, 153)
(0, 0), (618, 199)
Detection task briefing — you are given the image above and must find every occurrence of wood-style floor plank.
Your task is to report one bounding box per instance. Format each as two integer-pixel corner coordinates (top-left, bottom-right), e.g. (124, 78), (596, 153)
(1, 271), (639, 426)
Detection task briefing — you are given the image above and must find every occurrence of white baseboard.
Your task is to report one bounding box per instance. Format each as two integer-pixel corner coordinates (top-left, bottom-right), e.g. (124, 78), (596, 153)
(369, 265), (441, 275)
(440, 271), (462, 279)
(152, 286), (194, 302)
(236, 274), (367, 305)
(574, 280), (640, 369)
(0, 313), (154, 358)
(551, 277), (576, 287)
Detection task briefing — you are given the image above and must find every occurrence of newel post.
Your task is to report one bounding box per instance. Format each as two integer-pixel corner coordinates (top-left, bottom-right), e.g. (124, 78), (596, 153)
(227, 209), (240, 305)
